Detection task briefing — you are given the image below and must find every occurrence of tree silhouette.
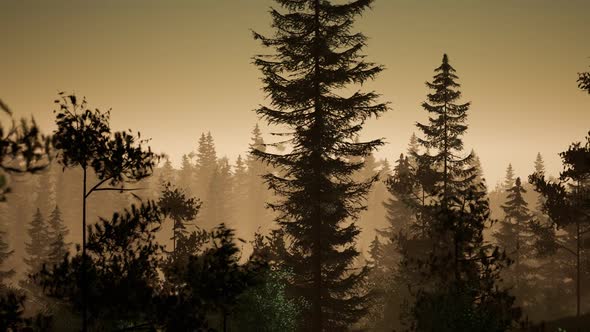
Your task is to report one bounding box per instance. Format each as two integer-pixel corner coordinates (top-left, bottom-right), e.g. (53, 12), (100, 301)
(252, 0), (388, 329)
(24, 208), (50, 275)
(0, 100), (51, 200)
(45, 205), (70, 267)
(158, 183), (201, 252)
(52, 93), (160, 331)
(530, 132), (590, 321)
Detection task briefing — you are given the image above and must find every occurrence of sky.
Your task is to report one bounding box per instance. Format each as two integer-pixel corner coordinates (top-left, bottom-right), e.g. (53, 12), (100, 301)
(1, 0), (589, 188)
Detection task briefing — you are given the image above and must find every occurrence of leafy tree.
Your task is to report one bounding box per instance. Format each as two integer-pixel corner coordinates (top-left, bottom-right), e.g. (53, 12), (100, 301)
(529, 131), (590, 320)
(52, 93), (160, 331)
(252, 0), (388, 329)
(24, 208), (50, 275)
(578, 63), (590, 94)
(0, 100), (51, 200)
(36, 202), (165, 331)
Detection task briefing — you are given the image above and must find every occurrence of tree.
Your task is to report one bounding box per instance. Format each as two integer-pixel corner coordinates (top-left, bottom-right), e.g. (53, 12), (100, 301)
(578, 63), (590, 94)
(0, 230), (14, 284)
(504, 163), (515, 192)
(46, 205), (70, 268)
(0, 100), (51, 201)
(177, 154), (194, 194)
(24, 209), (50, 275)
(494, 177), (535, 309)
(52, 93), (160, 331)
(158, 183), (201, 252)
(252, 1), (388, 329)
(529, 131), (590, 320)
(407, 54), (519, 331)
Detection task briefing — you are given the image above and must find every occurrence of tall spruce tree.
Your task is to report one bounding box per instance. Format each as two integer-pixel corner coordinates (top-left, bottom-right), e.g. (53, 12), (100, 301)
(504, 163), (516, 192)
(46, 205), (69, 267)
(494, 177), (534, 306)
(408, 54), (518, 331)
(24, 209), (49, 274)
(252, 1), (388, 329)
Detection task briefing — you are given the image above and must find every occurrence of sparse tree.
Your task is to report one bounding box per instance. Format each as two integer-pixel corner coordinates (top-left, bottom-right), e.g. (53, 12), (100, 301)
(52, 93), (160, 331)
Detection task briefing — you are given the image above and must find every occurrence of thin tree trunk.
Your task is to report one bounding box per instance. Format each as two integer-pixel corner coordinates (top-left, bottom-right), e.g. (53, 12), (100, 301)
(82, 167), (88, 332)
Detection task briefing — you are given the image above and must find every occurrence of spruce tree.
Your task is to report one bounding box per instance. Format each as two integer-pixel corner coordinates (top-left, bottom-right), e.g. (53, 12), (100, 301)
(409, 54), (518, 331)
(245, 124), (272, 233)
(252, 1), (388, 329)
(24, 209), (49, 274)
(494, 178), (534, 302)
(46, 205), (69, 267)
(530, 132), (590, 320)
(504, 163), (515, 192)
(178, 154), (194, 194)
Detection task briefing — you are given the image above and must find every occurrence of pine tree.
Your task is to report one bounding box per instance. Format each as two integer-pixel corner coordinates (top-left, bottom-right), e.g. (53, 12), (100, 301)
(504, 163), (515, 192)
(494, 178), (534, 302)
(245, 124), (271, 234)
(24, 209), (49, 274)
(46, 205), (69, 267)
(204, 157), (233, 229)
(408, 54), (518, 331)
(252, 1), (388, 329)
(530, 132), (590, 320)
(194, 132), (218, 222)
(157, 157), (176, 187)
(178, 154), (194, 194)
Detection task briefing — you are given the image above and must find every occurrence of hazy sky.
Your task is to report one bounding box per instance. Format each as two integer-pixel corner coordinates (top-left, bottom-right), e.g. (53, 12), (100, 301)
(1, 0), (589, 187)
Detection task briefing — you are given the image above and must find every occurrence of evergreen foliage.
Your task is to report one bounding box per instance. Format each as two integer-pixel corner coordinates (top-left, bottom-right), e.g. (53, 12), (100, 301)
(252, 0), (388, 329)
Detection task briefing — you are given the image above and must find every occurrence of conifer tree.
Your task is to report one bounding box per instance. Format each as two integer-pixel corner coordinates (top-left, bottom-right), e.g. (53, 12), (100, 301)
(178, 154), (194, 194)
(46, 205), (69, 267)
(504, 163), (516, 192)
(205, 157), (234, 229)
(252, 1), (388, 329)
(194, 132), (218, 223)
(530, 132), (590, 320)
(24, 209), (49, 274)
(245, 124), (271, 232)
(408, 54), (518, 331)
(494, 177), (534, 304)
(157, 157), (175, 187)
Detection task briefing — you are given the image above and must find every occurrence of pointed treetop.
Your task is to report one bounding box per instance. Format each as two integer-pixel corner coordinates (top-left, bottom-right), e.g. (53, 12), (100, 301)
(534, 152), (545, 174)
(504, 163), (515, 190)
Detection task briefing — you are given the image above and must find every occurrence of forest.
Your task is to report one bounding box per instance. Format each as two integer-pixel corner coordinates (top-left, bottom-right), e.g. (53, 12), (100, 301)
(1, 0), (589, 331)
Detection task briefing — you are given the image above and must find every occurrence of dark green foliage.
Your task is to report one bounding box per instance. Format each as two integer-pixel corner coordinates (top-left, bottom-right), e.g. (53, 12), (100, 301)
(233, 267), (302, 332)
(253, 0), (387, 330)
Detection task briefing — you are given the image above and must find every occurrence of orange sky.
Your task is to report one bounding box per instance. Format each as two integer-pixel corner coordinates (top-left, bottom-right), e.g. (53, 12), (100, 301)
(1, 0), (589, 188)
